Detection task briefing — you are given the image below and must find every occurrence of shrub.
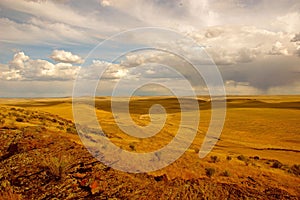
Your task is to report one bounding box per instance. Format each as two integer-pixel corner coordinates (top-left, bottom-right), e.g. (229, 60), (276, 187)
(42, 154), (71, 180)
(210, 155), (219, 163)
(272, 160), (283, 169)
(129, 143), (135, 151)
(56, 126), (64, 130)
(222, 170), (230, 177)
(15, 117), (24, 122)
(226, 156), (232, 161)
(66, 127), (77, 134)
(58, 121), (65, 126)
(253, 156), (260, 160)
(205, 168), (216, 177)
(289, 164), (300, 176)
(237, 155), (247, 161)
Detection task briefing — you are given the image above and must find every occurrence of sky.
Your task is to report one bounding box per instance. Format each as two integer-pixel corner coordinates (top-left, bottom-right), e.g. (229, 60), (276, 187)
(0, 0), (299, 97)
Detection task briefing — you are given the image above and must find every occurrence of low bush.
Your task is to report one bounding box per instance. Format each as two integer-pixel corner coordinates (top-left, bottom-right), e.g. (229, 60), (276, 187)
(222, 170), (230, 177)
(253, 156), (260, 160)
(272, 160), (283, 169)
(15, 117), (24, 122)
(237, 155), (247, 161)
(289, 164), (300, 176)
(129, 143), (135, 151)
(42, 154), (71, 180)
(210, 155), (219, 163)
(205, 168), (216, 177)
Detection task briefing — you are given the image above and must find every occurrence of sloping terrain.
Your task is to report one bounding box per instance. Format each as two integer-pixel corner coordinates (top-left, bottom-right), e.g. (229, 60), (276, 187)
(0, 96), (299, 199)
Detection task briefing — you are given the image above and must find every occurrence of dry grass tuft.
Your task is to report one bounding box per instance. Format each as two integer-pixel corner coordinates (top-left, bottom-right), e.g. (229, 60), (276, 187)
(41, 154), (72, 180)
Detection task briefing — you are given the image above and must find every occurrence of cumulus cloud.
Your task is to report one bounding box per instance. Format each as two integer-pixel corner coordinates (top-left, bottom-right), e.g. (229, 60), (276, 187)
(50, 50), (83, 64)
(9, 52), (29, 70)
(290, 33), (300, 57)
(0, 52), (80, 81)
(188, 25), (297, 65)
(268, 41), (289, 56)
(79, 60), (128, 80)
(100, 0), (111, 7)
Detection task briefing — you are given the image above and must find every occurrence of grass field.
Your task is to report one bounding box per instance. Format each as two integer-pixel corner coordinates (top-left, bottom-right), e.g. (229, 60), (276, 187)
(0, 96), (299, 199)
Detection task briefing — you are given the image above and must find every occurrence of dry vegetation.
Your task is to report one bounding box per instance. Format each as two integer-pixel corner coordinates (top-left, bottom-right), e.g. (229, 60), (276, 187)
(0, 96), (299, 199)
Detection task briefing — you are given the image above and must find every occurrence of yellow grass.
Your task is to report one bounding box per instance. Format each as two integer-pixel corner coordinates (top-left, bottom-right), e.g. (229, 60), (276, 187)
(1, 95), (299, 196)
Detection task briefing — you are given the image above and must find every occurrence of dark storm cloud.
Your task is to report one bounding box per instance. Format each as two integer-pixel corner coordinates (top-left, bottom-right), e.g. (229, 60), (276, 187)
(220, 56), (300, 91)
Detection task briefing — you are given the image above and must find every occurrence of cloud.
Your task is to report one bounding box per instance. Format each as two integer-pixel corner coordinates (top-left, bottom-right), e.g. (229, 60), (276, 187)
(0, 0), (119, 45)
(188, 25), (297, 65)
(79, 60), (128, 80)
(220, 55), (300, 91)
(106, 48), (300, 92)
(225, 80), (261, 95)
(9, 52), (29, 70)
(273, 12), (300, 33)
(268, 41), (289, 56)
(290, 33), (300, 57)
(296, 46), (300, 57)
(291, 33), (300, 42)
(1, 0), (300, 96)
(50, 50), (83, 64)
(0, 52), (80, 81)
(0, 17), (93, 44)
(0, 0), (113, 31)
(100, 0), (111, 7)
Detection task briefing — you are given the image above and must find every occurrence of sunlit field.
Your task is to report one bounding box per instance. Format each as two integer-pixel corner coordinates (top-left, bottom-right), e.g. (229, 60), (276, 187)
(0, 96), (299, 199)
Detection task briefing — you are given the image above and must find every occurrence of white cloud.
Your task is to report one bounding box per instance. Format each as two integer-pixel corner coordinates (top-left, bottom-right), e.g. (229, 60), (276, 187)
(0, 17), (93, 44)
(273, 12), (300, 33)
(50, 50), (83, 64)
(79, 60), (128, 80)
(0, 52), (80, 81)
(9, 52), (29, 70)
(188, 26), (296, 65)
(0, 0), (119, 45)
(100, 0), (111, 7)
(0, 0), (114, 31)
(268, 41), (289, 56)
